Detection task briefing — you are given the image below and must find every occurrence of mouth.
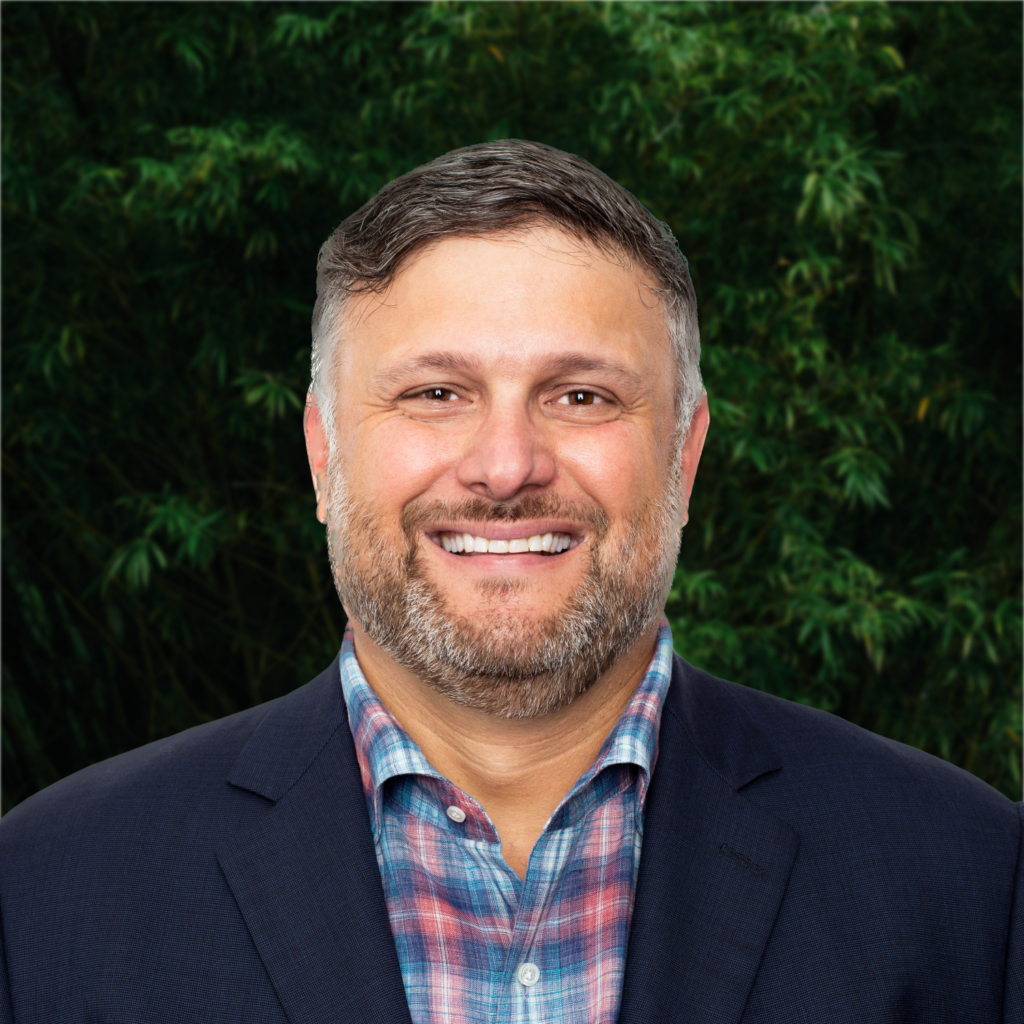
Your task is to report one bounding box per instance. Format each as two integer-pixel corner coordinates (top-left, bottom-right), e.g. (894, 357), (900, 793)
(428, 525), (580, 557)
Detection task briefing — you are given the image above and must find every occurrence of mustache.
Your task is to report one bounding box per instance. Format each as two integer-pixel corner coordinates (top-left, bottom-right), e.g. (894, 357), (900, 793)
(401, 494), (609, 539)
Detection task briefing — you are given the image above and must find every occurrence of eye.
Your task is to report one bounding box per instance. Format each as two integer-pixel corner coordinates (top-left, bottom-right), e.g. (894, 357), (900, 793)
(557, 390), (601, 406)
(418, 387), (460, 402)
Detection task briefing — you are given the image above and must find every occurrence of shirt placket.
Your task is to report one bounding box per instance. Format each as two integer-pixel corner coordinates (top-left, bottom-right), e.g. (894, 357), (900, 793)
(494, 802), (594, 1024)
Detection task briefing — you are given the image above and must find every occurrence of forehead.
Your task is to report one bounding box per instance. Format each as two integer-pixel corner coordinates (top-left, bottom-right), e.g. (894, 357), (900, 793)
(339, 226), (674, 379)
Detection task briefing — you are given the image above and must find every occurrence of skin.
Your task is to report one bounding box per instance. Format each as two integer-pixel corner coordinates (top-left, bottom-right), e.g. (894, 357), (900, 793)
(305, 225), (709, 879)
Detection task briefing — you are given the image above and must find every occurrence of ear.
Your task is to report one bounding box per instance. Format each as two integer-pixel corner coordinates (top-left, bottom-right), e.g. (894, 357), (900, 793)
(678, 392), (710, 527)
(303, 390), (330, 524)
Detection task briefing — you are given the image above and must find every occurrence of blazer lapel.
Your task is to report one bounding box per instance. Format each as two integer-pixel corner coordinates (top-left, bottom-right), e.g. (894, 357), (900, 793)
(217, 660), (412, 1024)
(619, 656), (800, 1024)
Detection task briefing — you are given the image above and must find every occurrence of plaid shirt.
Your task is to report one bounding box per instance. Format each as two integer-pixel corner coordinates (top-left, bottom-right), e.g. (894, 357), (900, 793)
(340, 620), (674, 1024)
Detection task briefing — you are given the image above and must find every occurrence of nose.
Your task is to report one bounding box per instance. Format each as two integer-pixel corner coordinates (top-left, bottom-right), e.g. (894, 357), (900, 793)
(456, 400), (556, 501)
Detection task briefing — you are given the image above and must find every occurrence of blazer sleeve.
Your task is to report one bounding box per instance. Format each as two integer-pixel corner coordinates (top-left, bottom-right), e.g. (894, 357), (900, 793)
(0, 897), (13, 1024)
(1005, 802), (1024, 1024)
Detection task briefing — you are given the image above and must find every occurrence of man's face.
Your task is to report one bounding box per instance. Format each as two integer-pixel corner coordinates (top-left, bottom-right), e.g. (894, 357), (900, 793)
(307, 224), (708, 717)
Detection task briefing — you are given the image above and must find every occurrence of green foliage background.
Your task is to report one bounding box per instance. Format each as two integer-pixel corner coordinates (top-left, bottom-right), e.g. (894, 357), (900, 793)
(3, 1), (1021, 810)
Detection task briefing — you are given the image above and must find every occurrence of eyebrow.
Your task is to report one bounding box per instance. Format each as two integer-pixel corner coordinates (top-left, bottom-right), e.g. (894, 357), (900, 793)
(371, 351), (647, 394)
(539, 354), (646, 391)
(370, 352), (482, 393)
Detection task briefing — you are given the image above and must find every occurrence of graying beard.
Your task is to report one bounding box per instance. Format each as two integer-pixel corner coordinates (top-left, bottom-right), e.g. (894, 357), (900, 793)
(326, 472), (682, 719)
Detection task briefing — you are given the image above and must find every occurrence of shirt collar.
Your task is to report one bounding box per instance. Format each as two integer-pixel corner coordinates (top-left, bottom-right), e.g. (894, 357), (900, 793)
(340, 620), (675, 837)
(546, 619), (673, 828)
(339, 634), (440, 836)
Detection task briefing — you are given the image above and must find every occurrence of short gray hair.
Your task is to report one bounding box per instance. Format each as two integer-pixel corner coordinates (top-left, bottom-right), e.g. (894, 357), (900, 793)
(311, 140), (701, 452)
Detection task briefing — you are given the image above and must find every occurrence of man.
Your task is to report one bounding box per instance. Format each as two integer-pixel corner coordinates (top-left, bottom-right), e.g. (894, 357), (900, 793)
(0, 140), (1019, 1023)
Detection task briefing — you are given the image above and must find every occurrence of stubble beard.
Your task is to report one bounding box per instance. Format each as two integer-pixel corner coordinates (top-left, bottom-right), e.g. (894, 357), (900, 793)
(325, 464), (683, 719)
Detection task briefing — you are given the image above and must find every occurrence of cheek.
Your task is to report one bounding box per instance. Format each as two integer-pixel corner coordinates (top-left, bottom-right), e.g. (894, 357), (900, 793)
(348, 417), (460, 507)
(557, 425), (663, 516)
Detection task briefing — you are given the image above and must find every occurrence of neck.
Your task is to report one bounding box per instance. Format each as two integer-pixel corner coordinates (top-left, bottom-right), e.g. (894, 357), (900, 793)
(348, 618), (661, 880)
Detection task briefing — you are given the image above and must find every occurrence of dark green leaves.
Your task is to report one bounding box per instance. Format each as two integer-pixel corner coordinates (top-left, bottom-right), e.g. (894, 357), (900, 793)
(2, 2), (1020, 808)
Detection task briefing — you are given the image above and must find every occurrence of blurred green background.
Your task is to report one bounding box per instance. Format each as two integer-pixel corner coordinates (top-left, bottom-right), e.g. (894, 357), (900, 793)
(3, 1), (1021, 811)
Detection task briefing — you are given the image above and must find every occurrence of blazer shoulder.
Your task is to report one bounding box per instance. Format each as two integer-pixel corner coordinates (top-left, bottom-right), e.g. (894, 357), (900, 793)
(670, 654), (1018, 825)
(0, 700), (264, 850)
(0, 658), (341, 847)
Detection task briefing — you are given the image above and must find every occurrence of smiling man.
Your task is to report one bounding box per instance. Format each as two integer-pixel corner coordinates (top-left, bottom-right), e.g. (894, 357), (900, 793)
(0, 141), (1020, 1024)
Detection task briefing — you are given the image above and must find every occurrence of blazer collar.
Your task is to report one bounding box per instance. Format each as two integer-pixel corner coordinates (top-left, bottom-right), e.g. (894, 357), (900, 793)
(218, 658), (413, 1024)
(619, 654), (799, 1024)
(226, 657), (349, 802)
(662, 652), (782, 790)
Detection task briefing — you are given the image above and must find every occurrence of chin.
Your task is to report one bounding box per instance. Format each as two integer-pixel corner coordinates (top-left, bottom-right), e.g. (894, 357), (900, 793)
(441, 574), (572, 614)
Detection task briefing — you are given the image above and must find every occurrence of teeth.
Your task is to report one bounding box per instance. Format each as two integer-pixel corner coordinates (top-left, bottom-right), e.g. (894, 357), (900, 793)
(438, 531), (573, 555)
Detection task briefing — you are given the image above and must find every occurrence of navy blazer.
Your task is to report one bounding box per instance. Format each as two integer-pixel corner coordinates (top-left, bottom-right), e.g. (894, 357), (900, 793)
(1, 655), (1021, 1023)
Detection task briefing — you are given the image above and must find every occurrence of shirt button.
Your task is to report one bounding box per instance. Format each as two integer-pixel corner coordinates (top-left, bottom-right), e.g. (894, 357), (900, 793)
(445, 805), (467, 823)
(517, 962), (540, 987)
